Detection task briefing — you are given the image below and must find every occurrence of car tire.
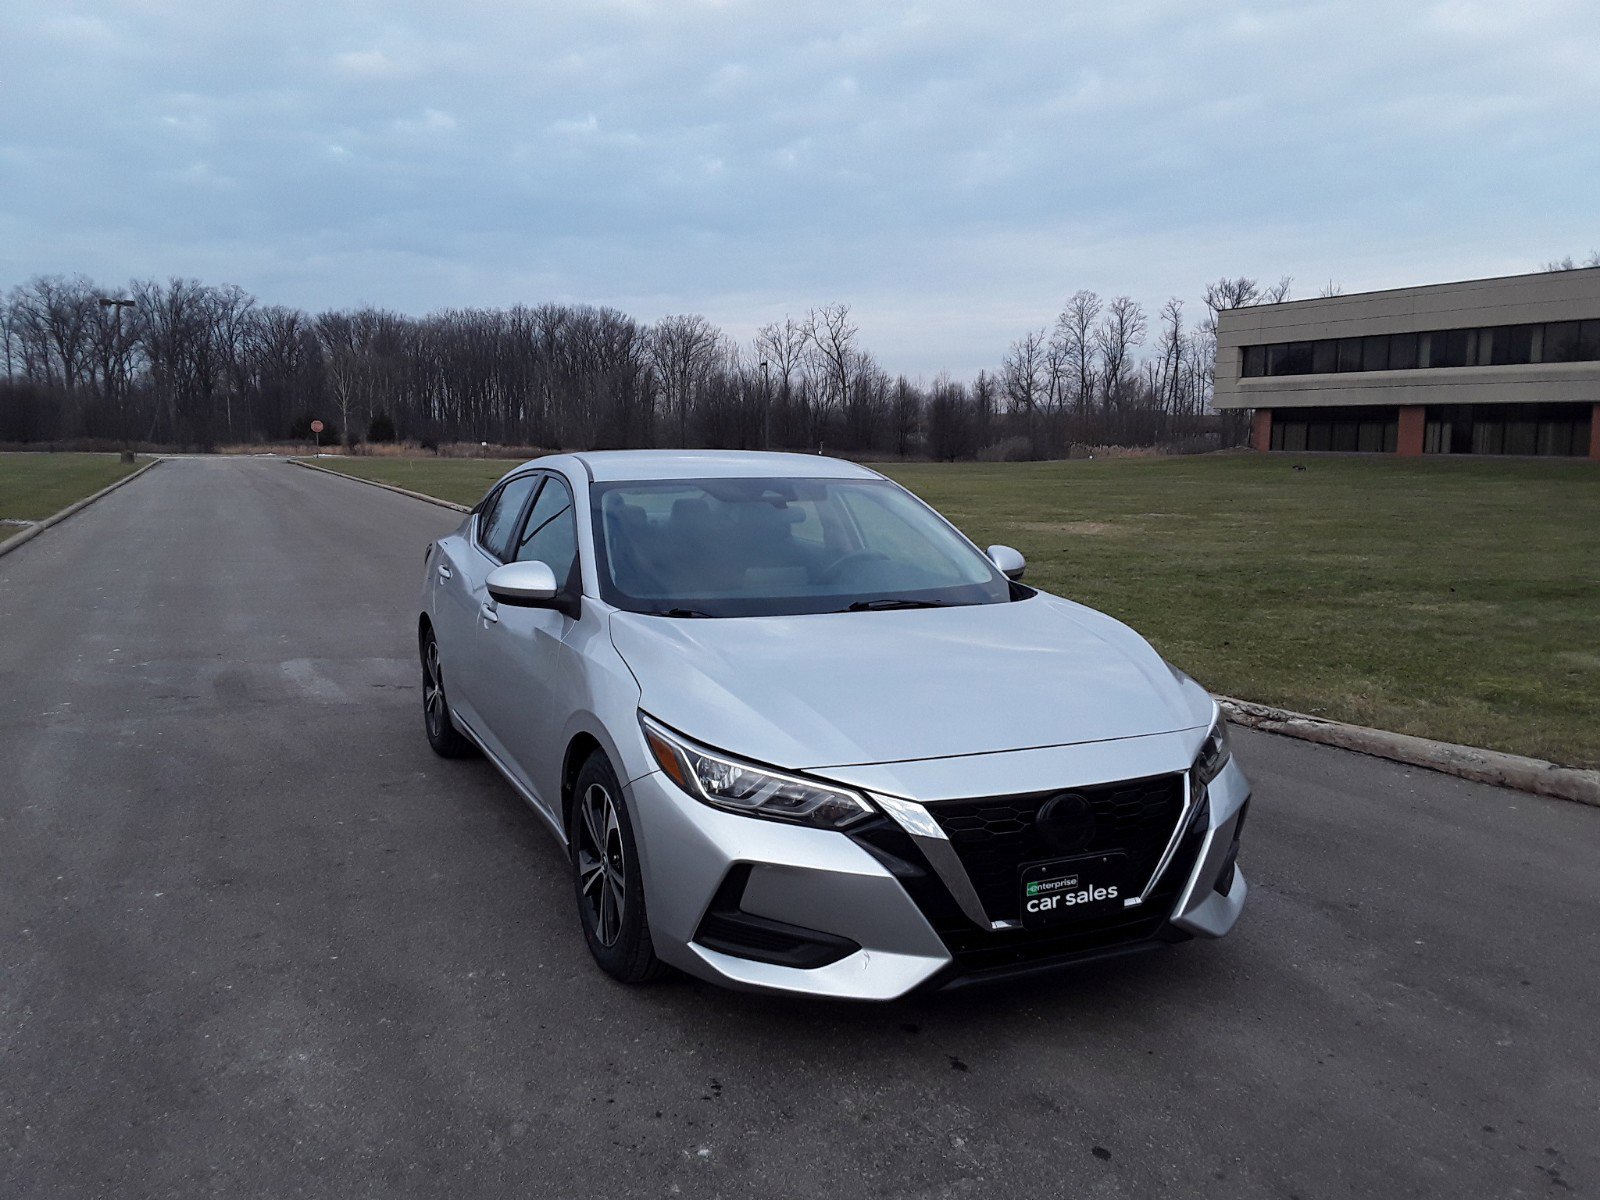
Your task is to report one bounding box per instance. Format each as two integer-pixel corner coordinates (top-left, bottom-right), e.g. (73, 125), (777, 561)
(571, 750), (667, 984)
(421, 626), (474, 759)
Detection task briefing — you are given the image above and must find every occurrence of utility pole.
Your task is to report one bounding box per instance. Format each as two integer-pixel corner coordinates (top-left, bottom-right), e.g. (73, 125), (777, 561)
(99, 297), (137, 451)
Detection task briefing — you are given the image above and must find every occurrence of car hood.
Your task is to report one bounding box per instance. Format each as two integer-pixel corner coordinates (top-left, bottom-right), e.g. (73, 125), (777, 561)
(607, 594), (1212, 771)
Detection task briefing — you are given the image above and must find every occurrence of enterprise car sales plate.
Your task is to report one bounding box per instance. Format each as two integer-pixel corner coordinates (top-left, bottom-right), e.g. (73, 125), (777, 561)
(1019, 852), (1129, 928)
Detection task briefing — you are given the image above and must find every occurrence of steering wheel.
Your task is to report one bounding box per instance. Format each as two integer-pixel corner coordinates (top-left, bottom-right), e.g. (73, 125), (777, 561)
(817, 550), (890, 583)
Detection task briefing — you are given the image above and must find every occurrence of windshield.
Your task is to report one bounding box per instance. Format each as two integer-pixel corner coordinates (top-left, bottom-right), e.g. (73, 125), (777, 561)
(590, 476), (1017, 617)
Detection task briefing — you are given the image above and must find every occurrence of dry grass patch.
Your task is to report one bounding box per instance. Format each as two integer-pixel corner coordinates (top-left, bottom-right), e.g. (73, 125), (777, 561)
(1014, 520), (1117, 536)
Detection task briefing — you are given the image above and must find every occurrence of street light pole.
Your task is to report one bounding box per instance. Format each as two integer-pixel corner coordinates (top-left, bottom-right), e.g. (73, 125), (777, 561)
(759, 360), (770, 451)
(99, 297), (137, 450)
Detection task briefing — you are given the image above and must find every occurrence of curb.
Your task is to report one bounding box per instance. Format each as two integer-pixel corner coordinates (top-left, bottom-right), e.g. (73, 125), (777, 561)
(0, 457), (163, 560)
(288, 458), (472, 513)
(1217, 696), (1600, 808)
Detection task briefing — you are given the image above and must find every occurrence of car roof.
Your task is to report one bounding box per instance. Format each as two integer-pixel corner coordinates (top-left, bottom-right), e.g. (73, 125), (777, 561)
(566, 450), (882, 483)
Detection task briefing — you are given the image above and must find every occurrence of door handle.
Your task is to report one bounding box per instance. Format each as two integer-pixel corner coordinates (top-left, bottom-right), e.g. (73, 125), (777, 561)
(479, 600), (499, 624)
(437, 562), (453, 581)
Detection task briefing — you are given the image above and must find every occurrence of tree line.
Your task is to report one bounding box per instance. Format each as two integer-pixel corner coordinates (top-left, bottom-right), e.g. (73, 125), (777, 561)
(0, 273), (1290, 458)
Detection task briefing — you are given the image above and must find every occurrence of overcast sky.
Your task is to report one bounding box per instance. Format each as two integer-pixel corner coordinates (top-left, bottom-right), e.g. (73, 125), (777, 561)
(2, 0), (1596, 376)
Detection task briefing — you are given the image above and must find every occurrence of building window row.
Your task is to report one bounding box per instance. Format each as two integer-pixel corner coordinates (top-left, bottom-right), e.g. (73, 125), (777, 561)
(1265, 402), (1592, 456)
(1240, 318), (1600, 378)
(1421, 403), (1592, 457)
(1269, 406), (1398, 453)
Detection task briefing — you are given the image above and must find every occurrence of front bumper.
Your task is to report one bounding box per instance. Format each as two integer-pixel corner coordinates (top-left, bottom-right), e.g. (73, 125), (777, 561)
(624, 746), (1250, 1001)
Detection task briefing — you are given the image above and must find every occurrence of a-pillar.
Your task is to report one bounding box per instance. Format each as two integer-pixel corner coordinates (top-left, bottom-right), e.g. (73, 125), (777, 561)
(1251, 409), (1272, 452)
(1397, 406), (1426, 457)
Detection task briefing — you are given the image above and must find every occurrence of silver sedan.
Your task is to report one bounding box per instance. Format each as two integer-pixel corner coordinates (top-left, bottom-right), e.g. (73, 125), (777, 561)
(419, 451), (1249, 999)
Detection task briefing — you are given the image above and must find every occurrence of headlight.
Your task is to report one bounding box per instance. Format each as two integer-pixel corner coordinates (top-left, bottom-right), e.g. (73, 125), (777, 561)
(1193, 713), (1232, 787)
(640, 714), (874, 830)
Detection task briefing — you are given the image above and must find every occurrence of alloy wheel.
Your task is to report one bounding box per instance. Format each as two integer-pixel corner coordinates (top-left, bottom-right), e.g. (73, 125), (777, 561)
(576, 782), (627, 947)
(423, 639), (445, 739)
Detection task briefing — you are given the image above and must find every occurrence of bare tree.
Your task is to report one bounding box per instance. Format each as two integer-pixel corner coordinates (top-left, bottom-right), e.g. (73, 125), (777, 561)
(133, 277), (212, 444)
(1001, 328), (1047, 446)
(247, 305), (313, 438)
(1053, 290), (1101, 417)
(753, 318), (806, 393)
(801, 304), (860, 450)
(1203, 277), (1262, 315)
(889, 375), (920, 458)
(649, 313), (720, 446)
(1150, 298), (1188, 418)
(0, 293), (16, 381)
(315, 310), (360, 445)
(925, 375), (975, 461)
(89, 290), (142, 441)
(205, 284), (256, 441)
(753, 317), (807, 448)
(1094, 296), (1146, 413)
(972, 369), (998, 449)
(2, 264), (1283, 456)
(1543, 251), (1600, 271)
(1041, 328), (1071, 417)
(10, 275), (98, 395)
(1186, 326), (1215, 414)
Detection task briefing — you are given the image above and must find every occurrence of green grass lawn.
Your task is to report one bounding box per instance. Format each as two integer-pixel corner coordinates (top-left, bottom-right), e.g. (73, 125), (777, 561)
(0, 452), (145, 527)
(304, 453), (1600, 768)
(301, 455), (508, 507)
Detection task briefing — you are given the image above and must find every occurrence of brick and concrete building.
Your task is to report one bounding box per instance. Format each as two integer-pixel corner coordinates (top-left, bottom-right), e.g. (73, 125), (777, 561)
(1213, 267), (1600, 458)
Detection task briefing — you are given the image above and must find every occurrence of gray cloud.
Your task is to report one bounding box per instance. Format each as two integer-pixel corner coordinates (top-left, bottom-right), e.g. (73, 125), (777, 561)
(2, 0), (1596, 375)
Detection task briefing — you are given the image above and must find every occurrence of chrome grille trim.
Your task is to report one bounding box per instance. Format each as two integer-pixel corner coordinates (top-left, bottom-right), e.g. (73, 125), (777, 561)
(1137, 771), (1198, 903)
(872, 793), (999, 931)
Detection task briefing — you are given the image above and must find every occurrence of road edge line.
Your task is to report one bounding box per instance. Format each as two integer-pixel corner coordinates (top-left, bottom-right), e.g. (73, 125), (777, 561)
(0, 457), (163, 560)
(288, 458), (472, 513)
(1217, 695), (1600, 808)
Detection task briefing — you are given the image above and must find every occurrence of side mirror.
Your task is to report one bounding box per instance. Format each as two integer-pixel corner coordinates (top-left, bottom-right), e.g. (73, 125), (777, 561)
(486, 560), (559, 606)
(987, 544), (1026, 581)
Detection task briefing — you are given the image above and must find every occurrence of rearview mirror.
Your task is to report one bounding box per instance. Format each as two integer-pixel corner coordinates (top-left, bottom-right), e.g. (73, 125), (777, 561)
(987, 544), (1026, 581)
(486, 560), (559, 606)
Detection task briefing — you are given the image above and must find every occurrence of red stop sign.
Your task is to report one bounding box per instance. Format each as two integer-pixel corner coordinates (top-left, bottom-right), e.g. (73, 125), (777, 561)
(310, 419), (325, 434)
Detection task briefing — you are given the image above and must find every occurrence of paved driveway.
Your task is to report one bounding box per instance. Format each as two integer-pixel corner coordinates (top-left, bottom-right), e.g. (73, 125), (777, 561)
(1, 457), (1594, 1198)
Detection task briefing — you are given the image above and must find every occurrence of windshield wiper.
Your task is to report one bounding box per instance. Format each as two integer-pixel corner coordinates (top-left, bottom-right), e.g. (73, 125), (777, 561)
(839, 598), (950, 612)
(648, 607), (718, 619)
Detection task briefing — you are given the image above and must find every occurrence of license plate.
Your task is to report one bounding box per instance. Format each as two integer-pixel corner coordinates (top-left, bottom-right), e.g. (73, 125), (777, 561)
(1019, 852), (1129, 929)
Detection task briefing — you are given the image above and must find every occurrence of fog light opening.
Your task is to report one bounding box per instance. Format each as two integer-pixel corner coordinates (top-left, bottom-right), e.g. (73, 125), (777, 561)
(692, 865), (861, 970)
(1213, 841), (1241, 896)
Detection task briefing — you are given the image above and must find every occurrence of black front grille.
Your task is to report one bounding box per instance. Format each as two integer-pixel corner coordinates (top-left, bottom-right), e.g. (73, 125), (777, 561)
(927, 773), (1186, 922)
(846, 793), (1212, 988)
(936, 795), (1209, 981)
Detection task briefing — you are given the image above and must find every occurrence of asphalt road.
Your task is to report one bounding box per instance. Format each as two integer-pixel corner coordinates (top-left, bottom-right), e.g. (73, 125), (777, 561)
(2, 457), (1596, 1200)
